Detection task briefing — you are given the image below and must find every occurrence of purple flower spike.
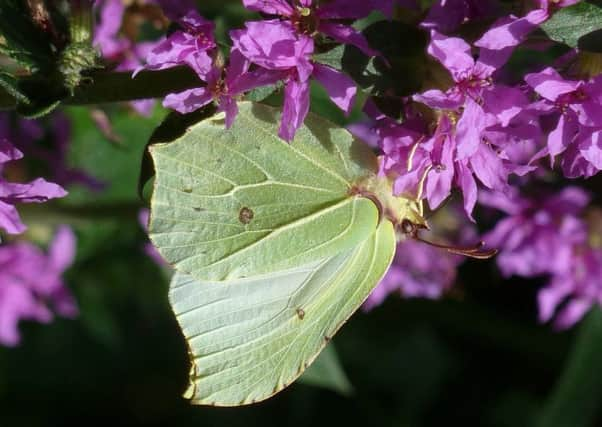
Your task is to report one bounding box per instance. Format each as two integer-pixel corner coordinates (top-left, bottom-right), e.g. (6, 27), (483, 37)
(0, 226), (78, 347)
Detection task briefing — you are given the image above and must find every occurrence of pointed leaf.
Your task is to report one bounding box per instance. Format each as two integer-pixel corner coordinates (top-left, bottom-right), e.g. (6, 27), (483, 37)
(541, 2), (602, 49)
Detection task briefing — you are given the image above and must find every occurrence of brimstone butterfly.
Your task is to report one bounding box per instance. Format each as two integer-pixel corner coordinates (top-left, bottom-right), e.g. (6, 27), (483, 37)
(148, 102), (426, 406)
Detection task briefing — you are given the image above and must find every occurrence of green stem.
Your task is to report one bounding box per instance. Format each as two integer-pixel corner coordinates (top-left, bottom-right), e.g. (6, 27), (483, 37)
(0, 66), (204, 110)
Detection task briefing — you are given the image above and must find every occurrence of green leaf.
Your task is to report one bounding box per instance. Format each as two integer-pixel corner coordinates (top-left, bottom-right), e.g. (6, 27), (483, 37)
(536, 309), (602, 427)
(149, 102), (399, 281)
(169, 219), (395, 406)
(298, 343), (353, 396)
(314, 45), (346, 70)
(541, 2), (602, 49)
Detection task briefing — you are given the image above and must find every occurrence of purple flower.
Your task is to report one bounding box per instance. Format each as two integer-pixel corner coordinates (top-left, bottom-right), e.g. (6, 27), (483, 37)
(163, 48), (284, 128)
(400, 30), (544, 218)
(481, 185), (602, 330)
(481, 187), (589, 278)
(231, 20), (357, 141)
(142, 10), (216, 73)
(135, 9), (269, 125)
(0, 140), (66, 235)
(0, 226), (77, 347)
(525, 69), (602, 178)
(473, 0), (580, 54)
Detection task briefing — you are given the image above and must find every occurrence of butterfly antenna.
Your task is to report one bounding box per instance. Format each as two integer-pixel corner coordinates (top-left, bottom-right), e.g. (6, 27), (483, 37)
(400, 220), (498, 260)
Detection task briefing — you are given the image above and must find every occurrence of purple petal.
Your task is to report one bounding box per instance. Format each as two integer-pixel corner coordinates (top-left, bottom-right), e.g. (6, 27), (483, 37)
(131, 99), (155, 116)
(455, 161), (477, 220)
(561, 140), (599, 178)
(312, 64), (357, 114)
(279, 79), (310, 142)
(538, 282), (571, 323)
(219, 96), (239, 129)
(524, 67), (582, 102)
(0, 200), (26, 234)
(474, 10), (548, 51)
(318, 22), (378, 57)
(413, 89), (462, 110)
(163, 87), (213, 113)
(469, 144), (508, 191)
(455, 98), (490, 160)
(579, 130), (602, 170)
(0, 139), (23, 164)
(226, 48), (250, 84)
(573, 98), (602, 127)
(427, 30), (474, 81)
(425, 135), (454, 209)
(482, 85), (528, 126)
(93, 0), (126, 57)
(228, 68), (286, 96)
(231, 21), (313, 72)
(48, 225), (76, 273)
(554, 298), (592, 330)
(0, 178), (67, 203)
(242, 0), (294, 15)
(548, 113), (578, 158)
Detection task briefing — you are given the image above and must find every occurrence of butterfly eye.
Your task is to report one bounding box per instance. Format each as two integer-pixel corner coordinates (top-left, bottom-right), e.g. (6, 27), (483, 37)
(400, 219), (417, 235)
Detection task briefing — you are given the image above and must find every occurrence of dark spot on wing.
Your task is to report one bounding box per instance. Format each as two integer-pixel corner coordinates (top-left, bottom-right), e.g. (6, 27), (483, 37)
(296, 308), (305, 320)
(239, 207), (254, 224)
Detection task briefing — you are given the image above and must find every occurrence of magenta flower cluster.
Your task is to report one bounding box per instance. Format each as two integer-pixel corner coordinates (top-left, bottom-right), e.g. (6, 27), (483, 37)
(90, 0), (602, 330)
